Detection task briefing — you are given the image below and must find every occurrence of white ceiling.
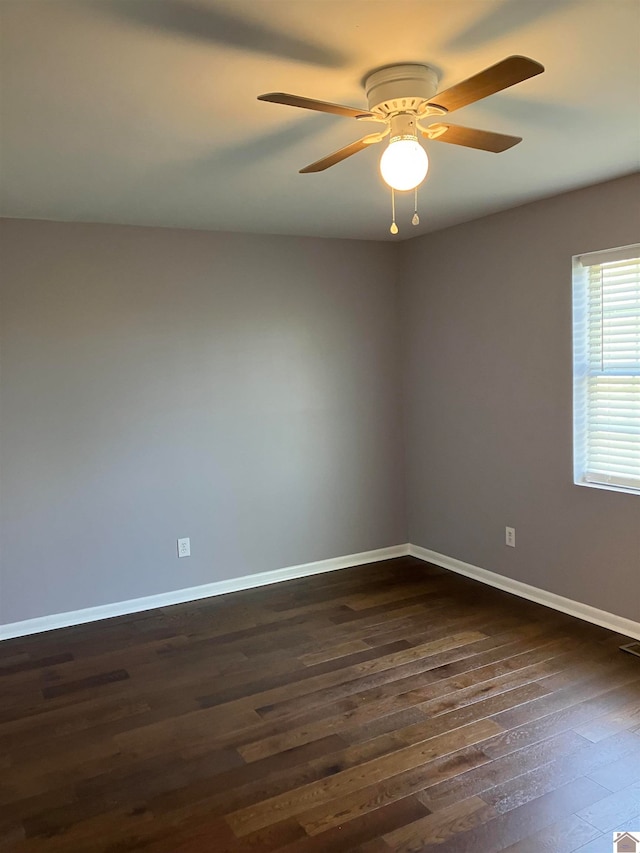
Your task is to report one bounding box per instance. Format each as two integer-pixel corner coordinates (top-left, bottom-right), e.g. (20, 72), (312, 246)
(1, 0), (639, 240)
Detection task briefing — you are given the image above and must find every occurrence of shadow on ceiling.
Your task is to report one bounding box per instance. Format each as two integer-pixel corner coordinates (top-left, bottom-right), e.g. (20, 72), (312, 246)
(189, 113), (338, 171)
(477, 95), (589, 130)
(95, 0), (348, 68)
(444, 0), (577, 52)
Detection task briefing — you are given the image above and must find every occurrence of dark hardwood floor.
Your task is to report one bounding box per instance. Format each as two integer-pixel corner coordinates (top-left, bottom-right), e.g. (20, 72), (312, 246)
(1, 556), (639, 852)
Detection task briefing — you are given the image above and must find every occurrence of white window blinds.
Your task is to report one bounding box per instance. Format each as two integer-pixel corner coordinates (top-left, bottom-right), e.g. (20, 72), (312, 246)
(573, 244), (640, 494)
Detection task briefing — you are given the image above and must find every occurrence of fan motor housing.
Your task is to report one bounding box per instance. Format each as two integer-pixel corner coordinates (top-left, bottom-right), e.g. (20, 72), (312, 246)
(365, 64), (440, 116)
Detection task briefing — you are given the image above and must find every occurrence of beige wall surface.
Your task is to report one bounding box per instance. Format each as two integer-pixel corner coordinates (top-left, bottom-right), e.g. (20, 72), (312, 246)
(401, 174), (640, 622)
(0, 222), (405, 623)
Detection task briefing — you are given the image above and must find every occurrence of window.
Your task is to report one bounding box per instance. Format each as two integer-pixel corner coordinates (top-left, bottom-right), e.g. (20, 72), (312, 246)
(573, 244), (640, 494)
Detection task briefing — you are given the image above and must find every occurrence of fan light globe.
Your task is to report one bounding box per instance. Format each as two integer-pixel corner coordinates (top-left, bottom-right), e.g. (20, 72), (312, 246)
(380, 138), (429, 191)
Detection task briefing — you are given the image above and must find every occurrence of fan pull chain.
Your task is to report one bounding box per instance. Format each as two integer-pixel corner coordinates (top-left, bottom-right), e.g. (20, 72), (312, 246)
(412, 188), (420, 226)
(390, 189), (398, 235)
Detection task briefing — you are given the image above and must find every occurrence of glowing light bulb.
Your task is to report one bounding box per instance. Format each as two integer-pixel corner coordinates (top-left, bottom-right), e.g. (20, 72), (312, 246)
(380, 138), (429, 192)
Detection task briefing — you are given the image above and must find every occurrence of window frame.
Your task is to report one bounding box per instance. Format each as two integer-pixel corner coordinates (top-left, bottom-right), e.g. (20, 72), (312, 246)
(572, 243), (640, 496)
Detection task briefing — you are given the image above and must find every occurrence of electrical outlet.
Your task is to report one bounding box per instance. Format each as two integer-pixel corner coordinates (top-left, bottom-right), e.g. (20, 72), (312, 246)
(177, 537), (191, 558)
(505, 527), (516, 547)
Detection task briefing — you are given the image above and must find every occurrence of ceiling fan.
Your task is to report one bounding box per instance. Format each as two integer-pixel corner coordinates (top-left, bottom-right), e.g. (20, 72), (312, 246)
(258, 56), (544, 226)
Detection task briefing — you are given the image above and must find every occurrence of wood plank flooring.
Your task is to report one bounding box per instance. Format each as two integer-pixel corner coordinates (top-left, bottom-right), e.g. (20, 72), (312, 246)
(1, 556), (639, 851)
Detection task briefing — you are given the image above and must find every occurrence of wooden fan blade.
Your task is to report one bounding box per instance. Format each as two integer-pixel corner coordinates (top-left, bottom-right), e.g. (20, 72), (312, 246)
(258, 92), (373, 119)
(428, 56), (544, 113)
(299, 136), (376, 173)
(424, 123), (521, 152)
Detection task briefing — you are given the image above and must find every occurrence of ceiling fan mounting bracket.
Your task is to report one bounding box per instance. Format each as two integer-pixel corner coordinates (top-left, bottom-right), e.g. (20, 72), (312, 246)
(418, 104), (448, 118)
(364, 64), (440, 116)
(417, 121), (448, 139)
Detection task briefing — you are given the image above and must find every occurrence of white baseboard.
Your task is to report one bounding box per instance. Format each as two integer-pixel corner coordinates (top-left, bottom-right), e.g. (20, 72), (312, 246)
(409, 544), (640, 642)
(0, 544), (410, 641)
(3, 542), (637, 643)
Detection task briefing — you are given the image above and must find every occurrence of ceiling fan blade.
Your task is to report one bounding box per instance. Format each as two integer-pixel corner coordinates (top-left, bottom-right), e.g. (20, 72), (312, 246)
(258, 93), (373, 119)
(424, 123), (521, 152)
(428, 56), (544, 113)
(299, 136), (377, 173)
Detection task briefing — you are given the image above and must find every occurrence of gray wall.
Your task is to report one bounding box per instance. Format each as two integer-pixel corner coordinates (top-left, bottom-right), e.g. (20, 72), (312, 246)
(401, 174), (640, 623)
(0, 221), (406, 624)
(2, 174), (638, 629)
